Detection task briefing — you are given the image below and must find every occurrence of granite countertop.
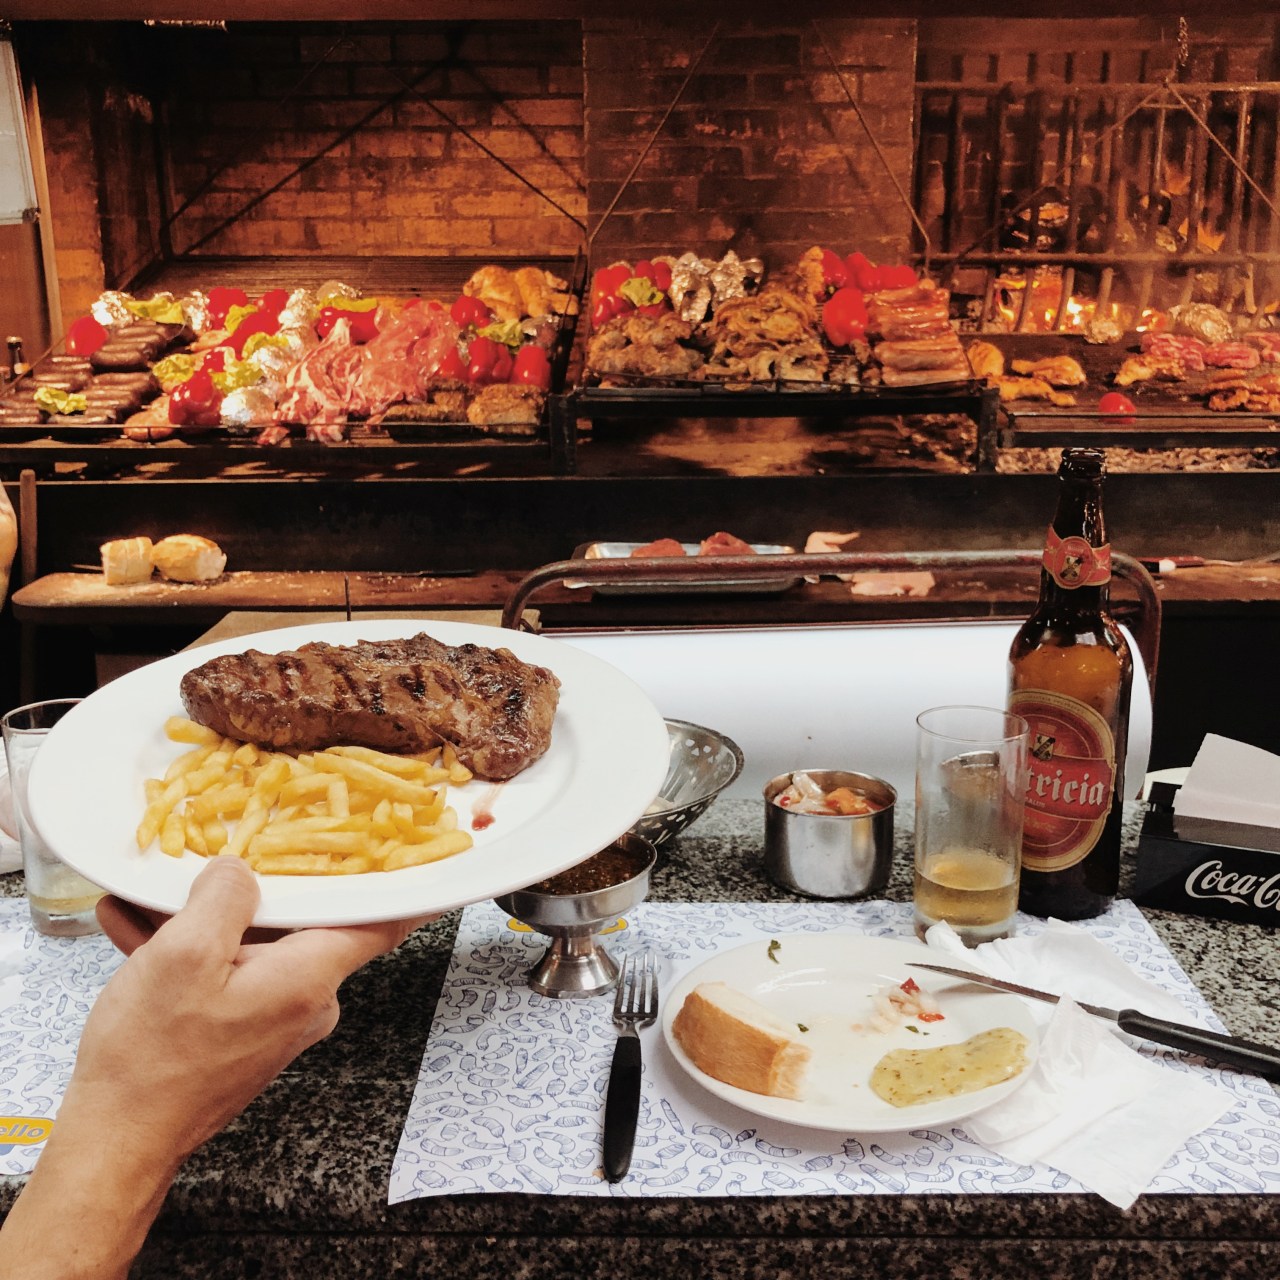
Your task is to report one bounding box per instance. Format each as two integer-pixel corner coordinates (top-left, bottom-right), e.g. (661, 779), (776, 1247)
(3, 800), (1279, 1278)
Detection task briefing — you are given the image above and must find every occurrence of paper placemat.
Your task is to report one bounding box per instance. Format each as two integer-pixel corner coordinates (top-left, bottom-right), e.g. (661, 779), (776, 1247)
(0, 899), (123, 1176)
(389, 898), (1279, 1202)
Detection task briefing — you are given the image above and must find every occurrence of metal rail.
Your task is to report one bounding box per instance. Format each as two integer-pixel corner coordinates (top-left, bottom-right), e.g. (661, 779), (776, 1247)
(499, 548), (1162, 700)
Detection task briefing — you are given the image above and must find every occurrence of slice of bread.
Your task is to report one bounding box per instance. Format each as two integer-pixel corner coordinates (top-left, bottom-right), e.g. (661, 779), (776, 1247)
(671, 981), (811, 1100)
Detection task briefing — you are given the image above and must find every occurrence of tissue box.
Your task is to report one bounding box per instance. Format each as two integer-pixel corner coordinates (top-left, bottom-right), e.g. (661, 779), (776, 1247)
(1133, 782), (1280, 926)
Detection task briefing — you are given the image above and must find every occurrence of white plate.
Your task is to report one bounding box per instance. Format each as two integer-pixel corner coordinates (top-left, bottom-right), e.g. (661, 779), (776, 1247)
(26, 619), (670, 927)
(662, 934), (1039, 1134)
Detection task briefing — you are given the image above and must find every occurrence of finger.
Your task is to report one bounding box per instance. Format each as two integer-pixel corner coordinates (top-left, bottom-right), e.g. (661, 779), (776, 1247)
(156, 856), (262, 965)
(96, 895), (159, 956)
(262, 914), (433, 989)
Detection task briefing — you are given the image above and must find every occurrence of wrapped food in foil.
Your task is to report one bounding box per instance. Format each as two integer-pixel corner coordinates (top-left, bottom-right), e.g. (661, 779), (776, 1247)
(277, 288), (317, 331)
(276, 326), (318, 361)
(1167, 302), (1233, 345)
(1084, 314), (1124, 345)
(669, 252), (713, 325)
(315, 280), (361, 305)
(247, 343), (297, 388)
(91, 291), (136, 328)
(180, 290), (210, 333)
(220, 386), (278, 434)
(710, 251), (763, 307)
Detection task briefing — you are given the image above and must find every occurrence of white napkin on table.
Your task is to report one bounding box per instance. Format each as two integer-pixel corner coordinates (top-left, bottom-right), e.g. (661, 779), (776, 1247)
(925, 919), (1235, 1210)
(1172, 733), (1280, 829)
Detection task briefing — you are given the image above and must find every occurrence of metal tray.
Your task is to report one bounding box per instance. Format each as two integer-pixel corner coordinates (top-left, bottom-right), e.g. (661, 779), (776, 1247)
(567, 541), (801, 595)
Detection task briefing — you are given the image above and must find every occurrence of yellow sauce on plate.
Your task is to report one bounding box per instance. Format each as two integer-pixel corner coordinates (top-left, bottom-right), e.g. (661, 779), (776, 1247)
(870, 1027), (1030, 1107)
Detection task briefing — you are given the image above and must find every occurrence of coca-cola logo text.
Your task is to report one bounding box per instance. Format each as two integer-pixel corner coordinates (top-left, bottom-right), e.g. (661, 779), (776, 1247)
(1025, 757), (1112, 821)
(1184, 860), (1280, 912)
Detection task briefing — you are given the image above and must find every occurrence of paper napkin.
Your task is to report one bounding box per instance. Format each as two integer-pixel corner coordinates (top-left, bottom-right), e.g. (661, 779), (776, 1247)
(925, 920), (1235, 1209)
(1172, 734), (1280, 829)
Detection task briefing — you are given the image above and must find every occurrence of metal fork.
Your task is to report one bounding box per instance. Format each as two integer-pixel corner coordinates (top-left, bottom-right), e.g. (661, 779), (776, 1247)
(602, 951), (658, 1183)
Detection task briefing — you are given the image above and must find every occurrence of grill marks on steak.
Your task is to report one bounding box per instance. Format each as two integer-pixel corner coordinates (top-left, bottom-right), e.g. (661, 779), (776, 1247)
(178, 633), (560, 781)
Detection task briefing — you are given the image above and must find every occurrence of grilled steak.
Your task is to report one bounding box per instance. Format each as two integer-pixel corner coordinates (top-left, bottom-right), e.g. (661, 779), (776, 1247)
(179, 632), (561, 781)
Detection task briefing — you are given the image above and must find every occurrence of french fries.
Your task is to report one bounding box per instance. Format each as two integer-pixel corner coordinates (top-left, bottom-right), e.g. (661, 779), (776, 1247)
(137, 717), (475, 875)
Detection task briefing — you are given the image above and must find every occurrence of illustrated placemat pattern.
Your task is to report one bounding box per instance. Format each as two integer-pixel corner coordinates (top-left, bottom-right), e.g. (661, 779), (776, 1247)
(389, 898), (1280, 1202)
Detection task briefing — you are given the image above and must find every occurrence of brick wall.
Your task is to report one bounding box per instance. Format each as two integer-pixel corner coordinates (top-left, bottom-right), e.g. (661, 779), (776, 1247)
(583, 20), (918, 272)
(156, 21), (584, 261)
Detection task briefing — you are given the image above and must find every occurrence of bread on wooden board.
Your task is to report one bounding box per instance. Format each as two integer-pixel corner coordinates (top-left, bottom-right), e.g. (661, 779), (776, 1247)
(151, 534), (226, 583)
(100, 536), (154, 585)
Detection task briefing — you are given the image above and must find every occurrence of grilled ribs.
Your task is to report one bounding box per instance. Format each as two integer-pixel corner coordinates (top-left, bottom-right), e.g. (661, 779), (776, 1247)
(179, 632), (561, 781)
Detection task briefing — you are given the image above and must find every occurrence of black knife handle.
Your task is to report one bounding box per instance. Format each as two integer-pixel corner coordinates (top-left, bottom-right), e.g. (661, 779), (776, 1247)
(1118, 1010), (1280, 1081)
(603, 1032), (642, 1183)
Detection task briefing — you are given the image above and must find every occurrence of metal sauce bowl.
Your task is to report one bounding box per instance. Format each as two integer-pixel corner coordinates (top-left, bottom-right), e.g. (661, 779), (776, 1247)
(763, 770), (896, 899)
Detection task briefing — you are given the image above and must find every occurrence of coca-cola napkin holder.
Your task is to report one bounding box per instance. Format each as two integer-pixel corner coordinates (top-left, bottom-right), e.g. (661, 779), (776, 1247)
(1134, 781), (1280, 925)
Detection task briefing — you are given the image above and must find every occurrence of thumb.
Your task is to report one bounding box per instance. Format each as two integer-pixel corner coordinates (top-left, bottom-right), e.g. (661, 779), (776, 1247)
(159, 855), (261, 964)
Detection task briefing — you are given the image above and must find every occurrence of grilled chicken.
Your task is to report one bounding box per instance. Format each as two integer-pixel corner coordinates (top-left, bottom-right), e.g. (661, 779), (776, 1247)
(180, 633), (561, 781)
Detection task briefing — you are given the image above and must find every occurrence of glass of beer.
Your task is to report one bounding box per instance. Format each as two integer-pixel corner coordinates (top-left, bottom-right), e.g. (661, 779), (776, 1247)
(912, 705), (1029, 946)
(2, 699), (104, 937)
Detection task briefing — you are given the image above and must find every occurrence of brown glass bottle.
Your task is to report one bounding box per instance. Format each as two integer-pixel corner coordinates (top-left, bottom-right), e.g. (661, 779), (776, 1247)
(1008, 448), (1133, 920)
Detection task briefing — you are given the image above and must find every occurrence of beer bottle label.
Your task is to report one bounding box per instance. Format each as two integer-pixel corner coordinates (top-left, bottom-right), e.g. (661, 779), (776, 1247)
(1010, 688), (1116, 872)
(1042, 527), (1111, 589)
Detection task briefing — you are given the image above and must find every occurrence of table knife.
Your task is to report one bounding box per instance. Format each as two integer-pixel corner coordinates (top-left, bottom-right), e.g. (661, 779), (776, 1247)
(907, 961), (1280, 1081)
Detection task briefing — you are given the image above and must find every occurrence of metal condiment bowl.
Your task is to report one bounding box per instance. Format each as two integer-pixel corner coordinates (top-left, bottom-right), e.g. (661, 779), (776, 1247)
(763, 769), (896, 899)
(495, 833), (656, 999)
(629, 719), (745, 848)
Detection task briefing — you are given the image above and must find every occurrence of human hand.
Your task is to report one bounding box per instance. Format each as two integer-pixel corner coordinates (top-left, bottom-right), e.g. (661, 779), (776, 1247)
(0, 856), (432, 1280)
(69, 855), (432, 1168)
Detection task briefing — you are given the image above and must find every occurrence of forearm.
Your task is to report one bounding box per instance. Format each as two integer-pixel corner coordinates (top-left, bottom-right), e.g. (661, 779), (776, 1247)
(0, 1109), (179, 1280)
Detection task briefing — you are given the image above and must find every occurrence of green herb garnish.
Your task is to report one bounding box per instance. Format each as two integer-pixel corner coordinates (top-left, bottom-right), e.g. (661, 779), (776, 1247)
(797, 1023), (809, 1033)
(906, 1024), (920, 1034)
(767, 939), (781, 964)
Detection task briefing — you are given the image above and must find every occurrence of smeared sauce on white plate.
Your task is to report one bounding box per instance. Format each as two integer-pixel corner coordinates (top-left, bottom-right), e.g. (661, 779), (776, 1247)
(870, 1027), (1030, 1107)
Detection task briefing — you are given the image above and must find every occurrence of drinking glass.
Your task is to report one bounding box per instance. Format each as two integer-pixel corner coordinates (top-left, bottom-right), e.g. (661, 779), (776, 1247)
(912, 705), (1029, 946)
(2, 699), (104, 936)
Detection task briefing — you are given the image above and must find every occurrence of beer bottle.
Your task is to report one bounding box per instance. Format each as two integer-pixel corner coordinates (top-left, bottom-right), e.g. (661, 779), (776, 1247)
(1009, 448), (1133, 920)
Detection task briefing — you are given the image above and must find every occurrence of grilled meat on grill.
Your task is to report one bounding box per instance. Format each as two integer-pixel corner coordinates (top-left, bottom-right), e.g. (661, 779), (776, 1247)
(179, 632), (561, 781)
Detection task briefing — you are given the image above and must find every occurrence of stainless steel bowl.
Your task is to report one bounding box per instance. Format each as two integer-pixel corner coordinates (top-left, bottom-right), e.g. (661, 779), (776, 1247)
(629, 719), (745, 848)
(763, 769), (896, 899)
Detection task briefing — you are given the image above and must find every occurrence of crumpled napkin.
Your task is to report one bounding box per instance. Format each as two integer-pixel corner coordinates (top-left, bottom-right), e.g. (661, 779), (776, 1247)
(925, 919), (1234, 1210)
(0, 759), (20, 875)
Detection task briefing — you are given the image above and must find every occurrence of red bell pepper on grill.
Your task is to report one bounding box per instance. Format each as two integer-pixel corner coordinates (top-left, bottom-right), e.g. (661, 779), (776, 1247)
(873, 264), (918, 291)
(168, 369), (223, 428)
(208, 286), (250, 329)
(634, 302), (670, 319)
(435, 344), (469, 382)
(817, 248), (850, 294)
(844, 252), (880, 294)
(822, 286), (869, 347)
(200, 349), (227, 373)
(632, 259), (673, 293)
(228, 309), (282, 358)
(467, 336), (513, 385)
(314, 306), (379, 346)
(510, 345), (552, 391)
(591, 263), (632, 303)
(591, 293), (633, 331)
(257, 288), (289, 319)
(450, 295), (493, 329)
(66, 315), (109, 357)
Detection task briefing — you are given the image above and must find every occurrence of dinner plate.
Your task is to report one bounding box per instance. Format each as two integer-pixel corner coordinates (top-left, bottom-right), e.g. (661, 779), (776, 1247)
(662, 934), (1039, 1134)
(26, 618), (670, 927)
